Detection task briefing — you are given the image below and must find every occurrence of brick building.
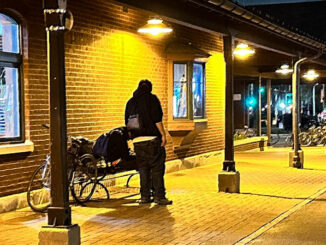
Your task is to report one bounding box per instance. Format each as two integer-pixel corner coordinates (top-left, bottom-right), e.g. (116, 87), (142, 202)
(1, 0), (325, 199)
(0, 0), (227, 198)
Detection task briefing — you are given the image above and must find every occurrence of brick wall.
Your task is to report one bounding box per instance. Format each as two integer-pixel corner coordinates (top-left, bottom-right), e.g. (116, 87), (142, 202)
(0, 0), (225, 197)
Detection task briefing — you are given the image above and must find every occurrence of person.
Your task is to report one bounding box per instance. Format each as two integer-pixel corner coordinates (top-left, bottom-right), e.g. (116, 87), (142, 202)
(125, 79), (172, 205)
(93, 126), (136, 172)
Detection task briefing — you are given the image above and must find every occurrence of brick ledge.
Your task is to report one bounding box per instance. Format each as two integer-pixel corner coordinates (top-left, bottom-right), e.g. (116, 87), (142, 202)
(0, 140), (34, 155)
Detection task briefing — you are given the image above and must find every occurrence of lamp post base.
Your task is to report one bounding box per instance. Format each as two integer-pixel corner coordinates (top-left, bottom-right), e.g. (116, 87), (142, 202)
(39, 224), (80, 245)
(289, 150), (304, 169)
(218, 170), (240, 193)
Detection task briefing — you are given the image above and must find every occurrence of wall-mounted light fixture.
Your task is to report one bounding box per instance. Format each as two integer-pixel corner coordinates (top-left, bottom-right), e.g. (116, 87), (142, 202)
(137, 17), (173, 36)
(275, 64), (293, 75)
(303, 69), (319, 81)
(233, 43), (255, 59)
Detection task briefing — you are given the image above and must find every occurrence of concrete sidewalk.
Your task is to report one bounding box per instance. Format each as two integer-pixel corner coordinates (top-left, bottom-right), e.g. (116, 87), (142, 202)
(1, 146), (326, 244)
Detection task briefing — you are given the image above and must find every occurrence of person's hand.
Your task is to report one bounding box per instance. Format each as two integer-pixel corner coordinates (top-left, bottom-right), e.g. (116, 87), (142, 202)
(161, 135), (167, 147)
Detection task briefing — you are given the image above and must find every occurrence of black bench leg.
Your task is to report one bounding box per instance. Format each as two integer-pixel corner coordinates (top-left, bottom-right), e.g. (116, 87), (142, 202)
(126, 173), (137, 188)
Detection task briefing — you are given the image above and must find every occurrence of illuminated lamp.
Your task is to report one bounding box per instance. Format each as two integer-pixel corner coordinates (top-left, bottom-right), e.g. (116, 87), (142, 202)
(275, 64), (293, 75)
(303, 69), (319, 81)
(137, 17), (173, 36)
(233, 43), (255, 58)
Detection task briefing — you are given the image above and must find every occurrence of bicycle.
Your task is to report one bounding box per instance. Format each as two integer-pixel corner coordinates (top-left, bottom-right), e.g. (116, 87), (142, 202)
(234, 126), (257, 140)
(27, 125), (99, 212)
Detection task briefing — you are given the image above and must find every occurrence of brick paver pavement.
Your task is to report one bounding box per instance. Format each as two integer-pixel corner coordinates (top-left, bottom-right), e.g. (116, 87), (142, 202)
(1, 147), (326, 244)
(250, 191), (326, 245)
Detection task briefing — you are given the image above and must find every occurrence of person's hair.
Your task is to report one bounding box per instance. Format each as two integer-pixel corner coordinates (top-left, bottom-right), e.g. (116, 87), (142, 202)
(138, 79), (152, 93)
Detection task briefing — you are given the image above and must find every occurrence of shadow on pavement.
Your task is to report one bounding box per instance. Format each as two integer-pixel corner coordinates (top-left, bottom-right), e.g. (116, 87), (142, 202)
(83, 198), (138, 209)
(80, 198), (176, 243)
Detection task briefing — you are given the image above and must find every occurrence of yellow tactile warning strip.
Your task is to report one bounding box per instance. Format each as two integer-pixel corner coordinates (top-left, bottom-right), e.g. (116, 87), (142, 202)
(234, 187), (326, 245)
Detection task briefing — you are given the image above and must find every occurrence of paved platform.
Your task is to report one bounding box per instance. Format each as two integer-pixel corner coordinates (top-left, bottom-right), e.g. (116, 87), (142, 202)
(1, 146), (326, 244)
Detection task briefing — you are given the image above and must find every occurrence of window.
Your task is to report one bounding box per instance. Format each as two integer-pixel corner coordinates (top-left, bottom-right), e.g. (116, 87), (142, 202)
(192, 63), (205, 118)
(173, 63), (188, 118)
(0, 13), (23, 142)
(173, 62), (205, 119)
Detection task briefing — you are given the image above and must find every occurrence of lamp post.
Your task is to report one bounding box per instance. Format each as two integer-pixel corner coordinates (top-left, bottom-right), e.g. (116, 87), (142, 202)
(290, 57), (306, 168)
(267, 79), (272, 146)
(39, 0), (80, 244)
(289, 51), (322, 169)
(218, 35), (240, 193)
(43, 0), (71, 227)
(312, 83), (319, 116)
(258, 74), (262, 136)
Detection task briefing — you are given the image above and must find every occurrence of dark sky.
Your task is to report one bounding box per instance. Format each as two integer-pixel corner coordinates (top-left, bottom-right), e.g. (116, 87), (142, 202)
(234, 0), (324, 5)
(238, 1), (326, 42)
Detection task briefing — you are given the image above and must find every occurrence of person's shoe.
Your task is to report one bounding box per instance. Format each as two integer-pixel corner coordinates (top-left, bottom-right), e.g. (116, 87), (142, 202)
(154, 198), (173, 205)
(137, 197), (153, 204)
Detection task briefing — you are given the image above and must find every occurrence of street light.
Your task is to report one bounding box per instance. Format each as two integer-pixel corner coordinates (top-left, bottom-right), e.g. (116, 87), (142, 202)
(137, 17), (173, 36)
(313, 83), (319, 116)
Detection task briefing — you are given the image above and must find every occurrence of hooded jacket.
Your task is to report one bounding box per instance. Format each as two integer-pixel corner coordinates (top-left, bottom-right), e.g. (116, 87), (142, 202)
(125, 84), (163, 138)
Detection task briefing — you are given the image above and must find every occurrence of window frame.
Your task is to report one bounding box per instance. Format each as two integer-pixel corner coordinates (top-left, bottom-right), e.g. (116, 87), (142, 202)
(0, 13), (24, 143)
(192, 61), (206, 119)
(172, 60), (206, 120)
(173, 61), (192, 119)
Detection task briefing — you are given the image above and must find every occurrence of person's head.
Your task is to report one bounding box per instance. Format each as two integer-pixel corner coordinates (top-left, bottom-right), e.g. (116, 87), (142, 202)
(138, 79), (152, 93)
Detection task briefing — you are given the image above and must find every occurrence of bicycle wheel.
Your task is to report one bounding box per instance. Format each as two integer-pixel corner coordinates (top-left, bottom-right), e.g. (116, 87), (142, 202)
(27, 162), (51, 213)
(70, 154), (98, 203)
(285, 135), (293, 147)
(270, 134), (280, 145)
(299, 132), (311, 146)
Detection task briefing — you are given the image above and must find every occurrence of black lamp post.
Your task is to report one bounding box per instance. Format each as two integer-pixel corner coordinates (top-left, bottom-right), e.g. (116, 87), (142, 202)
(43, 0), (71, 227)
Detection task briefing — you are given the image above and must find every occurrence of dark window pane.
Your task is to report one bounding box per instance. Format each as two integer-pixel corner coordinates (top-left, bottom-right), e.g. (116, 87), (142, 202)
(193, 63), (204, 118)
(0, 67), (20, 139)
(0, 14), (20, 53)
(173, 63), (187, 118)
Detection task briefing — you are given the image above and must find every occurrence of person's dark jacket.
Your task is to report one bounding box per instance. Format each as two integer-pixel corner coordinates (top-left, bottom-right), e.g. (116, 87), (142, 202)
(125, 85), (163, 138)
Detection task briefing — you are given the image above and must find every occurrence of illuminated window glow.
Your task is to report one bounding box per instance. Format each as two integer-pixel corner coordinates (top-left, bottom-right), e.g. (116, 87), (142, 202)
(0, 13), (22, 142)
(173, 62), (206, 119)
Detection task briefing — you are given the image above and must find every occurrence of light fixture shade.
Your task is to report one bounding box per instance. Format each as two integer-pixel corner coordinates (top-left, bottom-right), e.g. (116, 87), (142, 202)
(233, 43), (255, 58)
(303, 69), (319, 81)
(275, 64), (293, 75)
(138, 18), (173, 36)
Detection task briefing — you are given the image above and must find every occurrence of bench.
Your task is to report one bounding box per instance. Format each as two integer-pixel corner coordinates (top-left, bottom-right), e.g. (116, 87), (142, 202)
(94, 160), (139, 199)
